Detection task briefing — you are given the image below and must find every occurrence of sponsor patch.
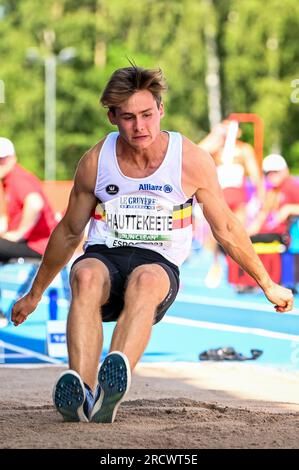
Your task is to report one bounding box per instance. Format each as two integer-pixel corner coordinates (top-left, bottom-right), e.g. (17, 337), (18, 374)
(106, 184), (119, 195)
(139, 183), (162, 191)
(163, 184), (173, 193)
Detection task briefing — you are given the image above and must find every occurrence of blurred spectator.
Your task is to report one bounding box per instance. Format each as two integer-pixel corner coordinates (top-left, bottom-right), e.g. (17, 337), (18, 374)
(0, 137), (57, 326)
(247, 154), (299, 238)
(0, 137), (57, 261)
(198, 120), (263, 287)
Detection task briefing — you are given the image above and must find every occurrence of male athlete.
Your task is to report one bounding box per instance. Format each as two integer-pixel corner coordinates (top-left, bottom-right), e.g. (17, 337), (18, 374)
(11, 66), (293, 424)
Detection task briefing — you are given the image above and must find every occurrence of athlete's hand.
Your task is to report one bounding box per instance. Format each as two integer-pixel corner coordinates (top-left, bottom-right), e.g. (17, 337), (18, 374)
(11, 292), (41, 326)
(263, 283), (294, 313)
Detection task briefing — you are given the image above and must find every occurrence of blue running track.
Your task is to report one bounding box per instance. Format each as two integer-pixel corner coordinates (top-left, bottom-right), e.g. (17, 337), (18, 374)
(0, 250), (298, 369)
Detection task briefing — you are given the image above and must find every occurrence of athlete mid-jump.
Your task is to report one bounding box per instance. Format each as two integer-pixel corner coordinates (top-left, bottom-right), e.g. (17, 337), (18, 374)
(11, 66), (293, 424)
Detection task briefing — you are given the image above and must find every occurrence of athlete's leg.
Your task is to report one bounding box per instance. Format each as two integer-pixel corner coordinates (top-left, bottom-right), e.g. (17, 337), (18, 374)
(110, 264), (170, 371)
(68, 258), (111, 390)
(90, 263), (171, 423)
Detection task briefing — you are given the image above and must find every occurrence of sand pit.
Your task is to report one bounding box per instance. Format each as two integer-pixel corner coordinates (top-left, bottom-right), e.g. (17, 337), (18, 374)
(0, 362), (299, 449)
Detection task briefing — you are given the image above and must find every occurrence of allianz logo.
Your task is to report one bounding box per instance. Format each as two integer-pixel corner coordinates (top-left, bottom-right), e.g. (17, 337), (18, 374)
(139, 183), (173, 193)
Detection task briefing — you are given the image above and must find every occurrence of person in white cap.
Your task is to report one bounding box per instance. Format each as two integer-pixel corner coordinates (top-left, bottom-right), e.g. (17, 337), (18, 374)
(0, 137), (56, 261)
(247, 153), (299, 236)
(0, 137), (15, 159)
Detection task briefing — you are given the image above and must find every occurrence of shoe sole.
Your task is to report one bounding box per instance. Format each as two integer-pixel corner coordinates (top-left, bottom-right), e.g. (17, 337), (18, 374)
(52, 370), (88, 422)
(91, 352), (131, 424)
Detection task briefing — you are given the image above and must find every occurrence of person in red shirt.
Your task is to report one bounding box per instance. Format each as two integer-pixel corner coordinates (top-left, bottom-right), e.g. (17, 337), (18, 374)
(0, 137), (57, 262)
(247, 154), (299, 238)
(198, 120), (263, 287)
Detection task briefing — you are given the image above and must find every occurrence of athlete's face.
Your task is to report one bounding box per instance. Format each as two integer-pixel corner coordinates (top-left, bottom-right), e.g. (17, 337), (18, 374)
(108, 90), (164, 149)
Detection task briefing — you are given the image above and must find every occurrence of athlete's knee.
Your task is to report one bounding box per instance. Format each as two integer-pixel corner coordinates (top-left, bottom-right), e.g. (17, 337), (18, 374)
(129, 267), (162, 292)
(71, 266), (109, 295)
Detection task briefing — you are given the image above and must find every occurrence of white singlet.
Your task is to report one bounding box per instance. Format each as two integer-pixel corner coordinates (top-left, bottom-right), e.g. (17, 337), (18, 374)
(84, 131), (193, 266)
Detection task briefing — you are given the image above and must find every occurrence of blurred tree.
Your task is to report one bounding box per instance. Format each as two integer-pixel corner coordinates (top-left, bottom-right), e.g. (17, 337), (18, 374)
(0, 0), (298, 179)
(222, 0), (299, 167)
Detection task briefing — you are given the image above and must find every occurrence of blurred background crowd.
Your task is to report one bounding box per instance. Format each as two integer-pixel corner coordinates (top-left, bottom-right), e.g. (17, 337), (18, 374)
(0, 0), (298, 179)
(0, 0), (299, 304)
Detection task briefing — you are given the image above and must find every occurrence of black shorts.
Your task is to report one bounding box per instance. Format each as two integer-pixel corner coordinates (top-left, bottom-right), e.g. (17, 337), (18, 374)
(71, 244), (180, 324)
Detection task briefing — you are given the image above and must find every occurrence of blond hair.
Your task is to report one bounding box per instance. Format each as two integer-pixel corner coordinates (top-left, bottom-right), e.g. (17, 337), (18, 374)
(100, 66), (167, 113)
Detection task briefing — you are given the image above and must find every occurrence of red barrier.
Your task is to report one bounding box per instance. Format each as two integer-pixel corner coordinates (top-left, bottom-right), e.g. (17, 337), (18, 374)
(227, 253), (281, 286)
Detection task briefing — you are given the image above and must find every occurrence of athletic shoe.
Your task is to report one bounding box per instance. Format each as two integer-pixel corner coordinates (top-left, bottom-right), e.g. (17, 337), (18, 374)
(0, 311), (8, 329)
(53, 370), (93, 422)
(90, 351), (131, 424)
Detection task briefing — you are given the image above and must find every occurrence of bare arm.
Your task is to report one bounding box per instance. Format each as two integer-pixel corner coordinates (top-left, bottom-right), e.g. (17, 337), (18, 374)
(195, 152), (273, 290)
(241, 142), (265, 201)
(0, 180), (8, 234)
(183, 140), (293, 312)
(2, 192), (44, 242)
(275, 203), (299, 224)
(198, 126), (225, 155)
(30, 190), (96, 300)
(11, 143), (101, 325)
(247, 189), (277, 235)
(248, 193), (299, 236)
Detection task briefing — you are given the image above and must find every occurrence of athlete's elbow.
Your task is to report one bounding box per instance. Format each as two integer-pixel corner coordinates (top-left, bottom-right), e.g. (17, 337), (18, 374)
(63, 224), (84, 247)
(52, 219), (84, 247)
(211, 219), (240, 248)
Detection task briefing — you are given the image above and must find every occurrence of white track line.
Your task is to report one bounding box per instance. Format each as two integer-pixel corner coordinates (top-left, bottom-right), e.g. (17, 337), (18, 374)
(176, 293), (299, 315)
(0, 341), (63, 364)
(0, 363), (66, 368)
(0, 353), (30, 359)
(163, 316), (299, 342)
(3, 288), (298, 314)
